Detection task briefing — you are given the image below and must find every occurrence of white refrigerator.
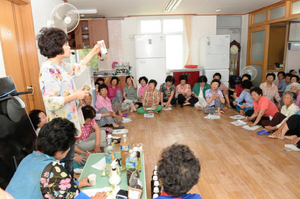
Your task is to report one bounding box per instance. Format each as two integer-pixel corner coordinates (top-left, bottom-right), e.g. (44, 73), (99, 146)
(135, 35), (166, 89)
(199, 35), (230, 87)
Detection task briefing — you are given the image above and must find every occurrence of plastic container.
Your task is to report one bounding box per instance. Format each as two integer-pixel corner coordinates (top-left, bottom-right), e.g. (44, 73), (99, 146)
(105, 135), (115, 173)
(133, 147), (141, 172)
(184, 65), (198, 68)
(126, 149), (137, 169)
(151, 175), (158, 191)
(120, 134), (130, 166)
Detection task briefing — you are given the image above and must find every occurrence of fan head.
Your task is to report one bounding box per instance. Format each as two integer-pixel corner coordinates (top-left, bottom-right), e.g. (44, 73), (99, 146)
(50, 3), (80, 33)
(241, 65), (257, 81)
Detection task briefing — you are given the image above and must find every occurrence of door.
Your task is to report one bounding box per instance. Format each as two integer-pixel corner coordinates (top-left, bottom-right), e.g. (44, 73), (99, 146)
(0, 0), (45, 113)
(247, 25), (270, 87)
(135, 35), (166, 58)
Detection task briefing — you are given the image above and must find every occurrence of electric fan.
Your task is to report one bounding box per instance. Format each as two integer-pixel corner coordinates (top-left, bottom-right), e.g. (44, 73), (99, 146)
(49, 3), (80, 33)
(241, 65), (257, 81)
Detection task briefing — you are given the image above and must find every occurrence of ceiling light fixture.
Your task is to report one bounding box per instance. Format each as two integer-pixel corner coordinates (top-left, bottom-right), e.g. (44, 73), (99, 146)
(77, 9), (97, 15)
(163, 0), (183, 12)
(216, 8), (221, 12)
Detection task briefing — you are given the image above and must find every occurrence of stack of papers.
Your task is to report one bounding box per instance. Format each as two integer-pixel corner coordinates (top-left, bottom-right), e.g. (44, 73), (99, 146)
(229, 115), (246, 119)
(144, 113), (154, 118)
(285, 144), (300, 151)
(231, 120), (247, 126)
(163, 107), (172, 111)
(204, 114), (220, 120)
(242, 125), (261, 131)
(112, 129), (128, 134)
(91, 157), (106, 171)
(82, 185), (120, 199)
(122, 117), (132, 123)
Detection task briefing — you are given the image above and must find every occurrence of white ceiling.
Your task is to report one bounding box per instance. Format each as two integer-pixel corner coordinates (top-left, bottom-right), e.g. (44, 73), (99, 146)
(68, 0), (281, 18)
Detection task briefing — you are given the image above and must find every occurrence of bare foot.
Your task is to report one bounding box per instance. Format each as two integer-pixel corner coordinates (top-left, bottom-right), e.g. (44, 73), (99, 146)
(227, 104), (232, 108)
(240, 110), (245, 116)
(183, 102), (191, 106)
(264, 126), (274, 131)
(284, 135), (297, 140)
(223, 107), (228, 112)
(196, 106), (203, 111)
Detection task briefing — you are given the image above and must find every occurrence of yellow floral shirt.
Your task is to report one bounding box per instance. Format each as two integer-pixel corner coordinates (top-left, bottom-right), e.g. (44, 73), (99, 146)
(39, 60), (87, 135)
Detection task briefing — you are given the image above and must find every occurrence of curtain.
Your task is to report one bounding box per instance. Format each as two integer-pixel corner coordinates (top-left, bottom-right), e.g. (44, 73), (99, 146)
(183, 15), (192, 65)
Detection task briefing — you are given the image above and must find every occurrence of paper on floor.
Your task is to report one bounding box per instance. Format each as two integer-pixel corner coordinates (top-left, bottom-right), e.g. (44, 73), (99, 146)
(285, 144), (300, 151)
(242, 125), (260, 131)
(229, 115), (246, 119)
(144, 113), (154, 118)
(231, 120), (247, 126)
(204, 114), (220, 120)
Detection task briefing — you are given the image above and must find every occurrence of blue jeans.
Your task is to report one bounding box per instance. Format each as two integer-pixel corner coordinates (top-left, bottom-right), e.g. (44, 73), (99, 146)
(235, 102), (253, 113)
(60, 144), (75, 178)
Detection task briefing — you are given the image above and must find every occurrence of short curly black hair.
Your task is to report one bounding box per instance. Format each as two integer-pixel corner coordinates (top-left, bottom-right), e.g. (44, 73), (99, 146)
(149, 79), (157, 87)
(157, 143), (201, 197)
(179, 75), (188, 83)
(165, 75), (175, 84)
(139, 76), (148, 84)
(250, 87), (263, 95)
(277, 71), (286, 78)
(211, 79), (221, 87)
(291, 75), (300, 82)
(95, 77), (105, 84)
(29, 109), (46, 130)
(37, 27), (68, 58)
(37, 118), (77, 156)
(266, 73), (276, 80)
(198, 75), (207, 83)
(110, 76), (120, 85)
(82, 105), (96, 120)
(241, 80), (252, 89)
(98, 83), (108, 93)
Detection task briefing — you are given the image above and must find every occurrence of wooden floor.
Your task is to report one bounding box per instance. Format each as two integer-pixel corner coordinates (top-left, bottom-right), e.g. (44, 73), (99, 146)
(121, 106), (300, 199)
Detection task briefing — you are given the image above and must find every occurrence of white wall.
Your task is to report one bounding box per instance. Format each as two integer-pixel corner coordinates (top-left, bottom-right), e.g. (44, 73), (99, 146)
(31, 0), (70, 67)
(0, 41), (6, 77)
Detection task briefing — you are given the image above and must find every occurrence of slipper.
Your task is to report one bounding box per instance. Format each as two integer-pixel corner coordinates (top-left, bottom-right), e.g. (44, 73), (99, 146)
(113, 125), (124, 129)
(122, 113), (128, 117)
(257, 129), (270, 135)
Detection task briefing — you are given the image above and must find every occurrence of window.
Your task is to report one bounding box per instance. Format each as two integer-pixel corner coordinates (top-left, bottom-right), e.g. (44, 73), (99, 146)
(139, 17), (184, 70)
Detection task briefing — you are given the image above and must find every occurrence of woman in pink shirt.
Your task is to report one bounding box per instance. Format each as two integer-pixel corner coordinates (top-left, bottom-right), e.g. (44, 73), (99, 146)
(244, 87), (279, 127)
(176, 75), (198, 107)
(135, 76), (149, 108)
(95, 84), (124, 129)
(107, 76), (123, 104)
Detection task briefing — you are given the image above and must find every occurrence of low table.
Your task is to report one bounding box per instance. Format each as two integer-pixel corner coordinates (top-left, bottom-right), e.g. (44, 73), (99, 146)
(79, 152), (146, 198)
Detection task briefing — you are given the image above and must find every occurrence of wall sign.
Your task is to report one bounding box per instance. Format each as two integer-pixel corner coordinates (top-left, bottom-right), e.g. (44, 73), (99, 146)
(289, 22), (300, 42)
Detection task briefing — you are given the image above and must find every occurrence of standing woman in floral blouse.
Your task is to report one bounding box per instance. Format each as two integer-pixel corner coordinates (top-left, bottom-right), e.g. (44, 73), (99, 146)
(37, 27), (101, 177)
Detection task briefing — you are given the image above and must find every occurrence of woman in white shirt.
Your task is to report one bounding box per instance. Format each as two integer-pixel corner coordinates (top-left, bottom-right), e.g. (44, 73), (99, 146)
(264, 91), (299, 132)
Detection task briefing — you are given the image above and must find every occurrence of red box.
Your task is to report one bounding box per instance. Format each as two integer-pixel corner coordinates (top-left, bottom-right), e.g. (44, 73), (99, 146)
(173, 70), (200, 89)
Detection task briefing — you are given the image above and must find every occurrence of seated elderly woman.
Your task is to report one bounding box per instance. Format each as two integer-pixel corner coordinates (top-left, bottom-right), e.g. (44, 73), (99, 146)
(5, 118), (107, 199)
(232, 80), (253, 116)
(204, 79), (226, 116)
(122, 75), (138, 112)
(290, 82), (300, 108)
(156, 143), (201, 199)
(285, 75), (300, 92)
(260, 73), (281, 108)
(244, 87), (279, 127)
(159, 75), (176, 108)
(107, 76), (123, 104)
(192, 75), (211, 111)
(95, 84), (124, 129)
(230, 74), (251, 108)
(176, 75), (198, 107)
(269, 114), (300, 146)
(261, 91), (299, 134)
(137, 79), (162, 114)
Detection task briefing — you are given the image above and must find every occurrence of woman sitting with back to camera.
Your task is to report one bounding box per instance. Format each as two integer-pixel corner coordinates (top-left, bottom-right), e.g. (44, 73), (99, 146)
(192, 75), (211, 111)
(204, 79), (226, 116)
(5, 118), (107, 199)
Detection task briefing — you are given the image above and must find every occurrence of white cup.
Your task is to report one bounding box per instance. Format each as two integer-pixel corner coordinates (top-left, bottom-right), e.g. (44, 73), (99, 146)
(88, 174), (96, 186)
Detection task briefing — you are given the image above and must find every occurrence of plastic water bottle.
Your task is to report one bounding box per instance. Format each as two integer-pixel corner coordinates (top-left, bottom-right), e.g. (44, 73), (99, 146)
(105, 135), (115, 173)
(125, 149), (137, 170)
(120, 134), (130, 166)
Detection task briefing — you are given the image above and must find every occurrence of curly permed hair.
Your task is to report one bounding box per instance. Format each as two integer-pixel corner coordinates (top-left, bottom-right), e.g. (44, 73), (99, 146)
(157, 143), (201, 197)
(37, 27), (68, 58)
